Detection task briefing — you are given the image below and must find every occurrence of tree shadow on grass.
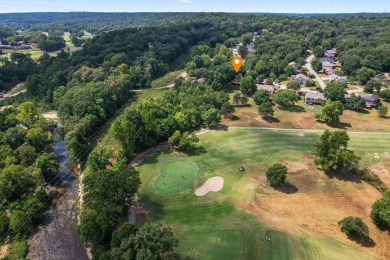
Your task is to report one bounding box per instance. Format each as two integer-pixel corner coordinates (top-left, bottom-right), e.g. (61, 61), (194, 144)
(325, 169), (362, 184)
(137, 195), (165, 225)
(183, 146), (207, 157)
(226, 115), (240, 121)
(137, 147), (172, 166)
(274, 182), (298, 194)
(331, 122), (352, 129)
(165, 252), (195, 260)
(263, 116), (280, 123)
(355, 109), (370, 114)
(279, 105), (306, 113)
(347, 235), (376, 248)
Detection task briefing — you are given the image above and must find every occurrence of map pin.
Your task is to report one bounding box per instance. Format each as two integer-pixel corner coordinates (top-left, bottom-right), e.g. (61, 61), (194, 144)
(232, 56), (243, 72)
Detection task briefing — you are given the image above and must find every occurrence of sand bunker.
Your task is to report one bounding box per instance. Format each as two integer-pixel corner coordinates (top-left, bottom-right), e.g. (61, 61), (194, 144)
(195, 176), (224, 196)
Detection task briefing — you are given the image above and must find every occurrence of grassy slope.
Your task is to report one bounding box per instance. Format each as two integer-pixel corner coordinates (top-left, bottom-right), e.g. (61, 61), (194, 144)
(136, 129), (388, 259)
(151, 70), (183, 88)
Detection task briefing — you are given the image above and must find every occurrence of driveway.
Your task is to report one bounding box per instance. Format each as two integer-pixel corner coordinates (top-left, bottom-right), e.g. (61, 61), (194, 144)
(305, 55), (326, 90)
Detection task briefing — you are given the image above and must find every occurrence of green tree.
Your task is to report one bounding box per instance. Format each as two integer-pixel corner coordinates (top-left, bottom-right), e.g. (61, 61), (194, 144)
(238, 46), (248, 58)
(311, 58), (322, 71)
(313, 46), (324, 57)
(338, 217), (369, 239)
(15, 143), (37, 167)
(253, 89), (270, 105)
(111, 118), (136, 159)
(111, 223), (137, 248)
(258, 102), (274, 118)
(0, 165), (31, 202)
(324, 82), (347, 102)
(34, 152), (58, 180)
(315, 101), (344, 125)
(305, 79), (316, 87)
(240, 94), (249, 105)
(240, 76), (256, 96)
(380, 89), (390, 102)
(168, 131), (199, 151)
(202, 108), (221, 128)
(241, 34), (251, 45)
(16, 101), (41, 126)
(365, 80), (382, 94)
(378, 106), (388, 118)
(220, 102), (235, 118)
(371, 191), (390, 229)
(287, 80), (301, 90)
(266, 164), (288, 187)
(134, 222), (178, 258)
(344, 94), (366, 111)
(233, 92), (241, 104)
(272, 89), (300, 108)
(3, 127), (27, 150)
(0, 213), (10, 240)
(26, 127), (52, 151)
(315, 130), (360, 172)
(355, 67), (376, 85)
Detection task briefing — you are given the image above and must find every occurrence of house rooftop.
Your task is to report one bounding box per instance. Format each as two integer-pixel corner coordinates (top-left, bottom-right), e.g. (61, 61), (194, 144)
(322, 61), (335, 67)
(305, 92), (325, 100)
(292, 73), (310, 80)
(256, 84), (274, 92)
(325, 48), (337, 54)
(363, 94), (379, 102)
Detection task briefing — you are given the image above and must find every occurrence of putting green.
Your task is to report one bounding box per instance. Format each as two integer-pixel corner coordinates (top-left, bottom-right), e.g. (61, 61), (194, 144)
(152, 159), (201, 195)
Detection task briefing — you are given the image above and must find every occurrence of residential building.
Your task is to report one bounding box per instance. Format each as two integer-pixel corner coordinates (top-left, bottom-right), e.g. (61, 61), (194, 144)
(319, 57), (335, 64)
(324, 48), (337, 58)
(330, 74), (347, 83)
(292, 73), (310, 83)
(305, 92), (326, 104)
(232, 73), (243, 85)
(256, 84), (275, 95)
(362, 94), (379, 108)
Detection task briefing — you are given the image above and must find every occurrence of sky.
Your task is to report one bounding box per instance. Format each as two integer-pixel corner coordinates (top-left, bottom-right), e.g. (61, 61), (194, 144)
(0, 0), (389, 13)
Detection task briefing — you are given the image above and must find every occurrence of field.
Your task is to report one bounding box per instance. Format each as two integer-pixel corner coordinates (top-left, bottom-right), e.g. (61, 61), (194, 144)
(223, 94), (390, 131)
(135, 129), (390, 259)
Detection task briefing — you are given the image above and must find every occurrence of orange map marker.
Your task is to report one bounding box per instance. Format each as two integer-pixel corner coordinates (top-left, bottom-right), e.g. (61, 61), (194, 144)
(232, 56), (243, 72)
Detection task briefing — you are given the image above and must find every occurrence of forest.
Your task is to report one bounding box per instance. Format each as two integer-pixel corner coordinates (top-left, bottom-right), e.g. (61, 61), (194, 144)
(1, 12), (390, 259)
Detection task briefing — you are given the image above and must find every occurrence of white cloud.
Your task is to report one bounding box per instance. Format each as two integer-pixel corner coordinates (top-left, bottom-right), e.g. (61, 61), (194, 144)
(179, 0), (192, 3)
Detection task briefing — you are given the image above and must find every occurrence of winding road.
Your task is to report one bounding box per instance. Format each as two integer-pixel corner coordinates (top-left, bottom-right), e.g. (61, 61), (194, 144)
(305, 54), (326, 90)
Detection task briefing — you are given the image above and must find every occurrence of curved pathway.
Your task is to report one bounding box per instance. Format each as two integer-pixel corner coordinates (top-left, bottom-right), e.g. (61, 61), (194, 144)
(305, 55), (326, 90)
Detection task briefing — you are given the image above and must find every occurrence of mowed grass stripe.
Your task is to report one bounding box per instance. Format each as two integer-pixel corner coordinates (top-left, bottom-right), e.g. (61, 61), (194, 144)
(136, 129), (383, 259)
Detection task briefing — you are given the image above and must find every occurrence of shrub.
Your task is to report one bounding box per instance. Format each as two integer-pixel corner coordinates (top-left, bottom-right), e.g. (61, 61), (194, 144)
(371, 191), (390, 229)
(378, 106), (388, 118)
(266, 164), (287, 186)
(339, 217), (369, 239)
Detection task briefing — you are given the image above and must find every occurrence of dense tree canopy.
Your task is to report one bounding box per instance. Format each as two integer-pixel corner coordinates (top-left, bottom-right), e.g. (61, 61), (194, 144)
(315, 101), (344, 125)
(315, 130), (360, 172)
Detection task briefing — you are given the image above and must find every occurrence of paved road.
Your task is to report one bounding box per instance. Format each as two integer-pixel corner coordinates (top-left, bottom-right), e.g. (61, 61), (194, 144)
(229, 126), (390, 135)
(305, 55), (326, 90)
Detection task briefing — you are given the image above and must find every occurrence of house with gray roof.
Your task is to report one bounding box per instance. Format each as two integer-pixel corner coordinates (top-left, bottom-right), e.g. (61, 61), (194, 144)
(304, 92), (325, 105)
(362, 94), (379, 108)
(292, 73), (310, 83)
(256, 84), (275, 95)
